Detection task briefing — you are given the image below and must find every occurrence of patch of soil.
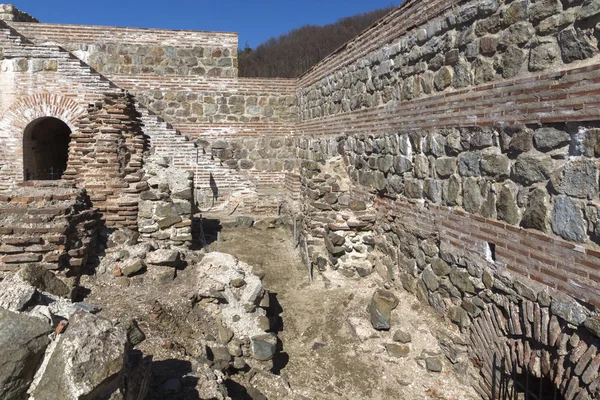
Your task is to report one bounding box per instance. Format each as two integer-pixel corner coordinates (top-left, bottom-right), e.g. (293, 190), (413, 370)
(80, 222), (479, 399)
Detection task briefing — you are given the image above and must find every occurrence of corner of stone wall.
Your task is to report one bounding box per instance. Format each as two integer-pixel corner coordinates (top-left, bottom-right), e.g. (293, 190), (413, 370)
(136, 154), (194, 248)
(0, 4), (39, 23)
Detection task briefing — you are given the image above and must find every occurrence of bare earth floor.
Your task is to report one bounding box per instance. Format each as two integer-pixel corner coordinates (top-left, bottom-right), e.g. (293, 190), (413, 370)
(82, 224), (479, 400)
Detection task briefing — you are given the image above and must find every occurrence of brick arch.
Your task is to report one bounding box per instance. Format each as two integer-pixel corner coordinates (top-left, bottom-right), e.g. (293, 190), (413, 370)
(0, 94), (87, 187)
(469, 302), (599, 399)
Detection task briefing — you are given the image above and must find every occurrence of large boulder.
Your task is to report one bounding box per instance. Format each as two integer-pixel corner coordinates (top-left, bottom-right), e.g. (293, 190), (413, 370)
(29, 311), (129, 400)
(14, 264), (71, 298)
(0, 309), (51, 400)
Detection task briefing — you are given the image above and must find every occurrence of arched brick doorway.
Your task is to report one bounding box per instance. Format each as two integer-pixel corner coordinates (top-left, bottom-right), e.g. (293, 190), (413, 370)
(23, 117), (71, 181)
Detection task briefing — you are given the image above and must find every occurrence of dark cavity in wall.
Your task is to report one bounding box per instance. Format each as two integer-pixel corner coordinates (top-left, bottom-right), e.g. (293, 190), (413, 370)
(23, 117), (71, 181)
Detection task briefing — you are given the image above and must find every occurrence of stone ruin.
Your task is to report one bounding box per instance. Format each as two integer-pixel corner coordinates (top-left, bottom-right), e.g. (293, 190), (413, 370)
(0, 0), (600, 399)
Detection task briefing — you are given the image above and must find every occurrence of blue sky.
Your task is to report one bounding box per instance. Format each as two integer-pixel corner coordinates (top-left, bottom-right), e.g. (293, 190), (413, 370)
(11, 1), (400, 49)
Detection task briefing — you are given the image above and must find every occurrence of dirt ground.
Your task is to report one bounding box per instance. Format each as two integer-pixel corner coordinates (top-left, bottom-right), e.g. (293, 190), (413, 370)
(80, 221), (480, 400)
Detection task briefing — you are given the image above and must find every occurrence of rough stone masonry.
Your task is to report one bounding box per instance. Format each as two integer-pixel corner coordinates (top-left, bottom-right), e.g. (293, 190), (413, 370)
(0, 0), (600, 398)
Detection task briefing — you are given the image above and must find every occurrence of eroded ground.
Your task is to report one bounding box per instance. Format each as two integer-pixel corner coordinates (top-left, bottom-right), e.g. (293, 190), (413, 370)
(81, 221), (479, 400)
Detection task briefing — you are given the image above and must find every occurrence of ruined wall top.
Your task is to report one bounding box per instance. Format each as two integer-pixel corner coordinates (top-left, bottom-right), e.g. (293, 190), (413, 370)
(0, 4), (38, 23)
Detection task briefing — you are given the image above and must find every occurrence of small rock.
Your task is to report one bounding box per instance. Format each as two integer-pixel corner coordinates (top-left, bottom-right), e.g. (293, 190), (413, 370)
(426, 357), (443, 372)
(146, 249), (181, 267)
(73, 302), (102, 314)
(218, 325), (234, 345)
(230, 278), (246, 288)
(251, 333), (277, 361)
(584, 316), (600, 338)
(369, 289), (399, 331)
(385, 343), (410, 358)
(120, 319), (146, 347)
(257, 316), (271, 331)
(236, 216), (255, 228)
(393, 330), (412, 344)
(121, 259), (145, 277)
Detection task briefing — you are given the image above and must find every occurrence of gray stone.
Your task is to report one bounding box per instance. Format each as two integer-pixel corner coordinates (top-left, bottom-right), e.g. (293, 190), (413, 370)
(458, 152), (481, 177)
(118, 319), (146, 347)
(0, 309), (51, 400)
(349, 199), (367, 211)
(394, 155), (413, 173)
(501, 22), (535, 48)
(521, 188), (550, 232)
(503, 1), (528, 26)
(583, 316), (600, 338)
(509, 129), (534, 154)
(557, 27), (597, 63)
(550, 295), (589, 326)
(251, 333), (277, 361)
(393, 330), (412, 344)
(405, 179), (424, 199)
(450, 268), (476, 294)
(497, 183), (521, 225)
(462, 178), (483, 214)
(578, 0), (600, 20)
(480, 181), (497, 219)
(426, 357), (443, 372)
(453, 58), (471, 88)
(533, 127), (570, 151)
(444, 175), (462, 206)
(512, 153), (553, 186)
(414, 154), (430, 178)
(513, 279), (537, 302)
(122, 259), (145, 277)
(0, 274), (36, 312)
(529, 0), (562, 24)
(552, 195), (586, 242)
(529, 38), (560, 71)
(436, 157), (457, 178)
(431, 258), (451, 276)
(501, 45), (525, 78)
(30, 311), (128, 400)
(448, 306), (471, 329)
(434, 66), (453, 91)
(472, 57), (495, 85)
(480, 151), (510, 180)
(424, 179), (443, 203)
(146, 249), (181, 266)
(218, 325), (234, 345)
(14, 264), (71, 298)
(236, 216), (255, 228)
(369, 289), (399, 331)
(157, 215), (182, 229)
(385, 343), (410, 358)
(422, 267), (440, 292)
(550, 159), (598, 199)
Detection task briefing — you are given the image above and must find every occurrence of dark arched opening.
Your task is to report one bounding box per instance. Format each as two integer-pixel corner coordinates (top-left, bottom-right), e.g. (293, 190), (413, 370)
(23, 117), (71, 181)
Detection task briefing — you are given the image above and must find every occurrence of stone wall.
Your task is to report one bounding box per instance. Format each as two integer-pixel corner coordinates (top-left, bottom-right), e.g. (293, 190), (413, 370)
(296, 127), (600, 398)
(11, 22), (238, 78)
(0, 4), (37, 22)
(0, 23), (148, 229)
(7, 19), (300, 216)
(298, 0), (600, 123)
(291, 2), (600, 393)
